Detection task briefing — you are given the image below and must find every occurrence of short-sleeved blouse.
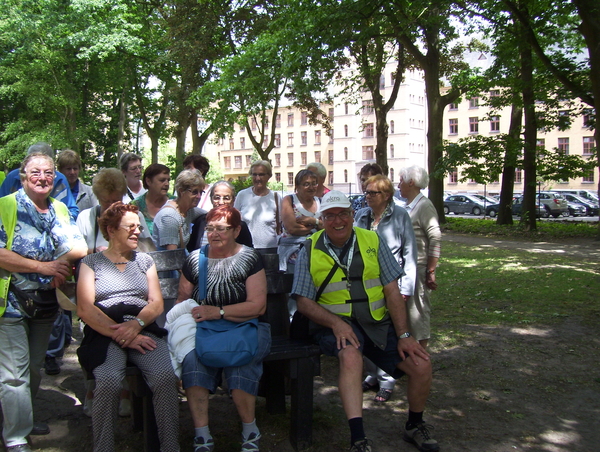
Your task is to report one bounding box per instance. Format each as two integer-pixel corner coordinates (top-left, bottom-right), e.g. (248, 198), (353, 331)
(182, 245), (263, 307)
(81, 251), (154, 309)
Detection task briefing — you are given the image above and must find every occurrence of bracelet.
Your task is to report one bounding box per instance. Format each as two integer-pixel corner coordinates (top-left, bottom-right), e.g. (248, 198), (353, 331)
(426, 269), (435, 274)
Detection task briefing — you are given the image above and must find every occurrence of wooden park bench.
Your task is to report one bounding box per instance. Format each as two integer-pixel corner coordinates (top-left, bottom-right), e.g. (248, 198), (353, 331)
(126, 248), (321, 452)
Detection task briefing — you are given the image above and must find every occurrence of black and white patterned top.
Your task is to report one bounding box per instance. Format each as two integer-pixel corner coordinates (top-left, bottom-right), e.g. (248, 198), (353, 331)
(81, 251), (154, 309)
(182, 245), (263, 307)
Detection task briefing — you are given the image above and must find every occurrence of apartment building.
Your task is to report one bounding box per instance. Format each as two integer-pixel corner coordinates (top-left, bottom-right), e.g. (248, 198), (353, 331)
(442, 90), (597, 195)
(206, 61), (429, 194)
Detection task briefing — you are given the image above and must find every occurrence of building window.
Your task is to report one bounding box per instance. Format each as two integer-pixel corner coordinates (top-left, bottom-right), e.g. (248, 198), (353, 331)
(344, 169), (348, 183)
(328, 130), (334, 144)
(390, 120), (394, 134)
(344, 103), (349, 115)
(328, 149), (334, 164)
(583, 109), (594, 129)
(329, 108), (334, 121)
(287, 113), (294, 127)
(469, 97), (479, 108)
(328, 171), (333, 185)
(286, 172), (293, 185)
(240, 137), (245, 149)
(362, 146), (374, 160)
(469, 117), (479, 133)
(262, 135), (269, 147)
(301, 131), (307, 146)
(583, 169), (595, 183)
(344, 147), (348, 160)
(389, 168), (395, 182)
(489, 89), (500, 98)
(275, 172), (280, 182)
(362, 100), (374, 115)
(364, 123), (374, 138)
(449, 118), (458, 134)
(558, 137), (569, 154)
(287, 153), (294, 166)
(390, 72), (396, 86)
(234, 156), (242, 169)
(224, 156), (231, 169)
(275, 134), (281, 148)
(389, 144), (394, 158)
(583, 137), (595, 155)
(449, 168), (458, 183)
(251, 118), (258, 130)
(379, 74), (385, 90)
(301, 152), (307, 166)
(344, 125), (349, 137)
(276, 114), (281, 128)
(515, 169), (522, 184)
(288, 132), (293, 146)
(274, 153), (281, 167)
(301, 111), (308, 125)
(449, 103), (458, 111)
(229, 138), (234, 150)
(314, 130), (321, 145)
(490, 116), (500, 132)
(314, 151), (321, 163)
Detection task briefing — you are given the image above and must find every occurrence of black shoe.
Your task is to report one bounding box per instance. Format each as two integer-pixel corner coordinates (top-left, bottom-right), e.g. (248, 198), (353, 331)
(31, 421), (50, 435)
(44, 356), (60, 375)
(403, 422), (439, 452)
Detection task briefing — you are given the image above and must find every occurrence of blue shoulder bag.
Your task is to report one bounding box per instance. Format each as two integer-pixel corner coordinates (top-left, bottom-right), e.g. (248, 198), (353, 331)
(195, 245), (259, 368)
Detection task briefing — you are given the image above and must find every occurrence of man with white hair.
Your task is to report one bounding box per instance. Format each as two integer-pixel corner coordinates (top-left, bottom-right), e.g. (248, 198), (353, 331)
(291, 190), (439, 452)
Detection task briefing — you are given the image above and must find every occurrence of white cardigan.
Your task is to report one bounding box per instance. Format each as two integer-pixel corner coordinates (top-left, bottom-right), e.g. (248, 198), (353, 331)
(165, 298), (199, 378)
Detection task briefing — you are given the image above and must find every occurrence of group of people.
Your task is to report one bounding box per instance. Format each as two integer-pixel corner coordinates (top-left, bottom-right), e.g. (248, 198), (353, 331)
(0, 144), (441, 452)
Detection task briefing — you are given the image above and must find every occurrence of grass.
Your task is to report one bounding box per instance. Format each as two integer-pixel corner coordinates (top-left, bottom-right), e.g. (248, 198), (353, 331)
(443, 216), (599, 240)
(430, 240), (600, 348)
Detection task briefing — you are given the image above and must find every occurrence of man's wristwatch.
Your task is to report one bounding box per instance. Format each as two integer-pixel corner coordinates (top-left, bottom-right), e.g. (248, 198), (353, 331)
(398, 332), (411, 339)
(219, 308), (225, 319)
(135, 317), (145, 328)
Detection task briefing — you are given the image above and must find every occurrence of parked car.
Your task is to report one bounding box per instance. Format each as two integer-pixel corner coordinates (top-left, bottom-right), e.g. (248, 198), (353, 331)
(561, 193), (599, 216)
(443, 194), (486, 215)
(566, 201), (587, 217)
(536, 192), (569, 218)
(511, 196), (550, 218)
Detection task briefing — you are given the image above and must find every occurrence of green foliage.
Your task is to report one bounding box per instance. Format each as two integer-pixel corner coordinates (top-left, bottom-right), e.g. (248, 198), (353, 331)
(443, 217), (598, 240)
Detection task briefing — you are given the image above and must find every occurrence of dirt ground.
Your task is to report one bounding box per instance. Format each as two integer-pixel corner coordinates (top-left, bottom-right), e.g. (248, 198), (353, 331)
(4, 234), (600, 452)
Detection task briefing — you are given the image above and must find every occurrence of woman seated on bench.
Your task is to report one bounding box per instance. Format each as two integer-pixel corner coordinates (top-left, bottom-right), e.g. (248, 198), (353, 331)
(169, 205), (271, 452)
(77, 202), (179, 452)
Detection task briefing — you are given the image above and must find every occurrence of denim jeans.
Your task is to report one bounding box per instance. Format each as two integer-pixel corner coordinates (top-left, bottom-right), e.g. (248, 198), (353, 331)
(0, 315), (56, 447)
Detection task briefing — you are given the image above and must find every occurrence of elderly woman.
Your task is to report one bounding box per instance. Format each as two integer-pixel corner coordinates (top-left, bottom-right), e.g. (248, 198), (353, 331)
(120, 152), (146, 202)
(57, 149), (98, 213)
(277, 169), (321, 272)
(152, 169), (206, 250)
(398, 166), (441, 349)
(354, 174), (417, 403)
(306, 162), (330, 198)
(77, 202), (179, 452)
(0, 153), (86, 452)
(351, 163), (384, 212)
(187, 180), (253, 251)
(168, 205), (271, 452)
(77, 168), (152, 254)
(234, 160), (282, 250)
(131, 163), (171, 235)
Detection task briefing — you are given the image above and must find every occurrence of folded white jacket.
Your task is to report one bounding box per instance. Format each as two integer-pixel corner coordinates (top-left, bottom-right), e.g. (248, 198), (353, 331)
(165, 298), (199, 378)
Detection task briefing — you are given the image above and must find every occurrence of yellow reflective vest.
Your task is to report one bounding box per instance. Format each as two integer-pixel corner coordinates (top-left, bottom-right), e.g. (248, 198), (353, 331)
(307, 228), (387, 320)
(0, 193), (70, 316)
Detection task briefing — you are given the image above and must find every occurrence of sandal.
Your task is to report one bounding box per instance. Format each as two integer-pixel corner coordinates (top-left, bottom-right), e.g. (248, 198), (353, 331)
(374, 388), (393, 402)
(362, 381), (379, 392)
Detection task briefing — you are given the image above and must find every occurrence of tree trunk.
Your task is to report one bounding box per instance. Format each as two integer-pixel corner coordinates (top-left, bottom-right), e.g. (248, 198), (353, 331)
(497, 103), (523, 225)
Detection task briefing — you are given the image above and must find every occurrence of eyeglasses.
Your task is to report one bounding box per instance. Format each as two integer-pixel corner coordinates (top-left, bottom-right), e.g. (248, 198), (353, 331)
(364, 190), (382, 197)
(322, 211), (352, 222)
(127, 165), (143, 172)
(119, 224), (144, 233)
(186, 189), (204, 196)
(301, 182), (318, 188)
(205, 225), (233, 233)
(27, 170), (55, 180)
(212, 195), (232, 202)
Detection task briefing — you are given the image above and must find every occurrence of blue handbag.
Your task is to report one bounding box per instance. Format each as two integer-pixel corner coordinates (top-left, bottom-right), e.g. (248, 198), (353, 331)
(194, 245), (259, 368)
